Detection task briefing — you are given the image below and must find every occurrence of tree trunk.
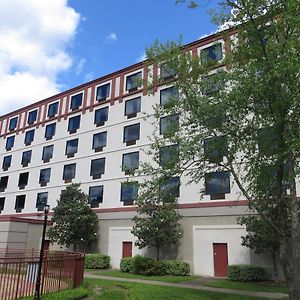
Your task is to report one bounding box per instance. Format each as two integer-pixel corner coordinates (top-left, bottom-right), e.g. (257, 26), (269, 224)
(271, 252), (279, 282)
(73, 244), (77, 251)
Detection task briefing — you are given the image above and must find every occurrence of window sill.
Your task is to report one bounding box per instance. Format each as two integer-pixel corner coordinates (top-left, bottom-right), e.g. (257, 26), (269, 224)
(40, 182), (48, 187)
(125, 140), (137, 146)
(94, 147), (104, 153)
(64, 179), (73, 184)
(92, 174), (102, 180)
(210, 193), (226, 200)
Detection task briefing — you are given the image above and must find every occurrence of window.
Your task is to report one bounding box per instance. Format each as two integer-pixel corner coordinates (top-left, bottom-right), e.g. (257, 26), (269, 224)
(92, 132), (107, 152)
(160, 177), (180, 202)
(24, 129), (35, 145)
(89, 186), (103, 207)
(0, 176), (8, 192)
(94, 107), (109, 126)
(0, 197), (4, 213)
(160, 63), (175, 80)
(21, 150), (32, 167)
(160, 86), (178, 107)
(65, 138), (78, 158)
(96, 83), (110, 101)
(48, 102), (59, 118)
(205, 171), (230, 200)
(121, 182), (138, 205)
(201, 43), (223, 64)
(159, 145), (179, 167)
(36, 192), (48, 211)
(125, 97), (141, 118)
(45, 123), (56, 140)
(63, 163), (76, 181)
(9, 117), (18, 131)
(202, 72), (225, 95)
(18, 172), (29, 189)
(15, 195), (25, 212)
(27, 110), (38, 125)
(70, 93), (83, 110)
(6, 136), (15, 151)
(68, 115), (81, 134)
(122, 152), (139, 174)
(2, 155), (12, 171)
(42, 145), (54, 162)
(126, 71), (142, 92)
(39, 168), (51, 186)
(123, 123), (140, 146)
(204, 136), (227, 163)
(160, 114), (179, 136)
(90, 158), (105, 179)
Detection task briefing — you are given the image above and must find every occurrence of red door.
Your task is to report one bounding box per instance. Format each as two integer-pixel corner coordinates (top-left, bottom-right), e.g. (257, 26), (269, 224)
(122, 241), (132, 258)
(213, 243), (228, 277)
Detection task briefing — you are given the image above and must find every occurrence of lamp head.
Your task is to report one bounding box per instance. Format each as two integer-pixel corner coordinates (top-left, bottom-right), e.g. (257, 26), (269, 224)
(44, 205), (50, 214)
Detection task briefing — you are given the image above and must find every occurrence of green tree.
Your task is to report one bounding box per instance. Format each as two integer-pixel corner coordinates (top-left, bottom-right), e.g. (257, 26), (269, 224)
(141, 0), (299, 298)
(47, 183), (98, 251)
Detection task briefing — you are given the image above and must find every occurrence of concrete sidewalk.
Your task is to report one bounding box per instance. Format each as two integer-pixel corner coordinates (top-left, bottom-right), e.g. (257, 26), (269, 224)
(84, 272), (288, 299)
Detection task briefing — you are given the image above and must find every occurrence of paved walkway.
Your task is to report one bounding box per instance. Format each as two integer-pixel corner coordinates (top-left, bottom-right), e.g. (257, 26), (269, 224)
(84, 272), (288, 299)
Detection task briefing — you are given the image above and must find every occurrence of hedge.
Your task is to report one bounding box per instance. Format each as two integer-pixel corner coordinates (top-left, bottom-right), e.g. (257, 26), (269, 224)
(120, 255), (190, 276)
(84, 253), (110, 269)
(228, 264), (267, 282)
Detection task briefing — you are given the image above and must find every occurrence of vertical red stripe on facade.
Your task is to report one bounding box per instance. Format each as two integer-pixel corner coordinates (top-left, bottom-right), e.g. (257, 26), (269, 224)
(82, 88), (88, 114)
(89, 86), (95, 112)
(143, 65), (148, 96)
(57, 98), (64, 121)
(0, 120), (3, 136)
(41, 103), (48, 127)
(224, 34), (232, 71)
(22, 111), (28, 133)
(4, 117), (9, 137)
(191, 47), (197, 57)
(110, 77), (116, 106)
(16, 112), (22, 134)
(119, 74), (124, 103)
(36, 106), (42, 128)
(64, 95), (70, 120)
(153, 65), (158, 93)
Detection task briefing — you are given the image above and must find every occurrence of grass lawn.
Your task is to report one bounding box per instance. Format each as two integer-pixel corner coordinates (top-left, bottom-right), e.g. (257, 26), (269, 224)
(85, 278), (285, 300)
(203, 279), (288, 294)
(86, 269), (199, 283)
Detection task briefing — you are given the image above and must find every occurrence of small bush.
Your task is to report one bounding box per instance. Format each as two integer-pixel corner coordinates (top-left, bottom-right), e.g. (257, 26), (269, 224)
(131, 255), (163, 276)
(84, 253), (110, 269)
(120, 257), (134, 273)
(228, 264), (267, 282)
(160, 260), (190, 276)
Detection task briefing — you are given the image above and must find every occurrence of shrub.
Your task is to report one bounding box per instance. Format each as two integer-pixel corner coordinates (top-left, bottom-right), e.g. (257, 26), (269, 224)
(160, 260), (190, 276)
(120, 257), (134, 273)
(228, 264), (267, 282)
(84, 253), (110, 269)
(131, 255), (161, 275)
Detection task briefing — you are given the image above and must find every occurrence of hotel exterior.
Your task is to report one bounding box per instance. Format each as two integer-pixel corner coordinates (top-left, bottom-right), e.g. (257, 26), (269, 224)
(0, 29), (277, 277)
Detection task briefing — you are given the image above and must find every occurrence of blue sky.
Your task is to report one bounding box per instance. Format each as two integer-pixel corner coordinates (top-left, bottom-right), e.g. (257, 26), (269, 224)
(0, 0), (218, 115)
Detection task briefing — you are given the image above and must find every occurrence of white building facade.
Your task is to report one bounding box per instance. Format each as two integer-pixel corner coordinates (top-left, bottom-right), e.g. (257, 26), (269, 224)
(0, 30), (276, 277)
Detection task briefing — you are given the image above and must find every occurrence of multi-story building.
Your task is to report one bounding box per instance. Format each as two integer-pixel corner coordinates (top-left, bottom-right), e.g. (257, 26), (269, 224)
(0, 30), (274, 277)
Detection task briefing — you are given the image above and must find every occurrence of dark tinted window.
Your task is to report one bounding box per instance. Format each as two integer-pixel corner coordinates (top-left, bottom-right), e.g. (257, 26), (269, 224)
(27, 110), (38, 125)
(18, 172), (29, 188)
(126, 72), (142, 91)
(2, 155), (12, 170)
(9, 117), (18, 131)
(90, 158), (105, 179)
(122, 152), (139, 173)
(65, 138), (78, 157)
(125, 97), (141, 118)
(63, 163), (76, 180)
(42, 145), (54, 162)
(0, 197), (5, 212)
(89, 186), (104, 206)
(39, 168), (51, 185)
(94, 107), (109, 126)
(160, 63), (175, 80)
(68, 115), (81, 133)
(160, 86), (178, 107)
(70, 93), (83, 110)
(15, 195), (26, 212)
(21, 150), (32, 167)
(6, 136), (15, 150)
(123, 123), (140, 145)
(96, 83), (110, 101)
(204, 136), (227, 163)
(92, 132), (107, 152)
(160, 177), (180, 201)
(36, 192), (48, 209)
(160, 114), (179, 136)
(160, 145), (179, 167)
(48, 102), (59, 118)
(205, 171), (230, 195)
(24, 129), (35, 145)
(45, 123), (56, 140)
(201, 43), (223, 64)
(0, 176), (8, 192)
(121, 182), (138, 204)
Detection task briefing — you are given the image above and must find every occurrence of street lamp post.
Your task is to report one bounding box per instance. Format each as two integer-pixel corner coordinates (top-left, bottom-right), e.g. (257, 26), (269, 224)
(34, 205), (50, 300)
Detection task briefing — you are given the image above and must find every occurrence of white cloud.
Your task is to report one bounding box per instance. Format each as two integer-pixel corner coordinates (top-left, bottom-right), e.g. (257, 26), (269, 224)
(75, 58), (86, 76)
(135, 52), (147, 63)
(106, 32), (118, 42)
(0, 0), (80, 115)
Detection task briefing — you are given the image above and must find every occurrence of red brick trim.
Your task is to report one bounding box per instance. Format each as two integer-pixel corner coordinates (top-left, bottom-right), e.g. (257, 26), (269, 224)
(57, 98), (64, 121)
(110, 77), (116, 106)
(179, 200), (248, 209)
(153, 65), (158, 93)
(22, 111), (28, 133)
(143, 65), (148, 96)
(89, 86), (95, 112)
(119, 74), (124, 103)
(82, 88), (88, 114)
(41, 103), (48, 127)
(64, 95), (70, 120)
(0, 216), (52, 225)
